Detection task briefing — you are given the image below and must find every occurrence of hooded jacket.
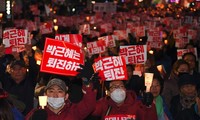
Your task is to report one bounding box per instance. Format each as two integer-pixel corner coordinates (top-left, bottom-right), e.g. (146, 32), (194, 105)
(26, 86), (96, 120)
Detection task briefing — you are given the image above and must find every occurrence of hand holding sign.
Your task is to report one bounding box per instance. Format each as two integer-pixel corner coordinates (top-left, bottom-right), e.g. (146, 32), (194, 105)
(77, 59), (100, 88)
(77, 59), (94, 80)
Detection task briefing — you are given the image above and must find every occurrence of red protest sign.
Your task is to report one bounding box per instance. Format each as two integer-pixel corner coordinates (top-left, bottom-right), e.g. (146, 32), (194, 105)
(3, 29), (29, 47)
(98, 35), (116, 48)
(55, 34), (82, 47)
(3, 29), (29, 53)
(105, 114), (136, 120)
(40, 38), (84, 76)
(119, 45), (147, 64)
(93, 56), (127, 81)
(87, 40), (106, 55)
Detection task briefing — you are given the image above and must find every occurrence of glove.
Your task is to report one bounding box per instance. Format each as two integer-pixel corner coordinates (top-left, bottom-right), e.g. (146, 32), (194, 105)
(90, 72), (101, 90)
(76, 59), (94, 80)
(32, 109), (47, 120)
(142, 92), (154, 107)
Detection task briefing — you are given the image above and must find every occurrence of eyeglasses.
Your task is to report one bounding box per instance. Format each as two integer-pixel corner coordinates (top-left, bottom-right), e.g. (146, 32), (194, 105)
(109, 85), (125, 90)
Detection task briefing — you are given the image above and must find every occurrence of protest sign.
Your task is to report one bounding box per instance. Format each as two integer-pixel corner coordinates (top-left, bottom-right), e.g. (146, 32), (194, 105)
(93, 56), (127, 81)
(120, 45), (147, 64)
(40, 38), (84, 76)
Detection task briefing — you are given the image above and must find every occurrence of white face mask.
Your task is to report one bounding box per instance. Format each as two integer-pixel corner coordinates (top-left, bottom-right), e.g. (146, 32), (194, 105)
(47, 97), (65, 109)
(110, 88), (126, 103)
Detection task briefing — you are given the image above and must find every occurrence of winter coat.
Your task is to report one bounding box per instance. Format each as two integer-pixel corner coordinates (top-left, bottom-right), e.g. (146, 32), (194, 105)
(92, 90), (158, 120)
(25, 86), (96, 120)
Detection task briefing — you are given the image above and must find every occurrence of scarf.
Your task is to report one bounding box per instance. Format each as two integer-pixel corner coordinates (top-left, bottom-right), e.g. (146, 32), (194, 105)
(155, 95), (164, 118)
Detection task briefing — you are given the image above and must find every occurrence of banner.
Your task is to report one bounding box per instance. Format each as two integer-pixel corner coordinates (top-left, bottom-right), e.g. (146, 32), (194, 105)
(40, 38), (84, 76)
(93, 56), (127, 81)
(55, 34), (82, 47)
(119, 45), (147, 64)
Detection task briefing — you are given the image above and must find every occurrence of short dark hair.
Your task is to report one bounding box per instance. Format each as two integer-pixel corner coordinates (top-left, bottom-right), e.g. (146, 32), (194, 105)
(172, 59), (189, 73)
(104, 80), (126, 90)
(182, 52), (196, 61)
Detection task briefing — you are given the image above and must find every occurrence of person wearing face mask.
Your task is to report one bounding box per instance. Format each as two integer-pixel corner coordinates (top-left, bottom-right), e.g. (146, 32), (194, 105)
(91, 80), (158, 120)
(25, 78), (96, 120)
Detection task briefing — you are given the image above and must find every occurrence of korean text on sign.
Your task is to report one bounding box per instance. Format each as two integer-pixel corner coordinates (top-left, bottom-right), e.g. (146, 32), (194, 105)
(40, 38), (84, 76)
(87, 40), (106, 55)
(119, 45), (147, 64)
(93, 56), (127, 81)
(3, 29), (29, 48)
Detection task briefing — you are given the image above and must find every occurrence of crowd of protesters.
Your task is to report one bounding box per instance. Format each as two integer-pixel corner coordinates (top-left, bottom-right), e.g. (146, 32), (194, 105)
(1, 0), (200, 120)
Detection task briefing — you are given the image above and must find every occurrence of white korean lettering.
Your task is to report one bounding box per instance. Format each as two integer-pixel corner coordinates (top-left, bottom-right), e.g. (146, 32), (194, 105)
(104, 69), (115, 80)
(112, 56), (123, 67)
(54, 46), (65, 57)
(46, 58), (57, 68)
(114, 67), (125, 79)
(94, 60), (104, 71)
(46, 45), (57, 55)
(119, 47), (128, 56)
(72, 50), (80, 60)
(128, 46), (136, 55)
(64, 48), (74, 58)
(103, 57), (114, 69)
(65, 61), (80, 71)
(55, 59), (67, 69)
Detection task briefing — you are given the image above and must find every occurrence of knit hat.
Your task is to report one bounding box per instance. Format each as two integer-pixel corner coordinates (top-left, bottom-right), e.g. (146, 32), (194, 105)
(45, 78), (68, 92)
(178, 73), (196, 88)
